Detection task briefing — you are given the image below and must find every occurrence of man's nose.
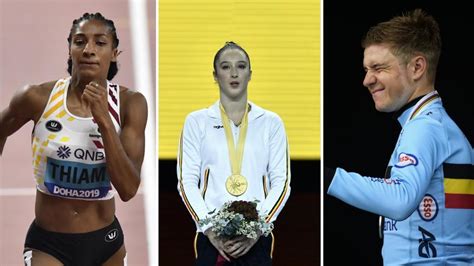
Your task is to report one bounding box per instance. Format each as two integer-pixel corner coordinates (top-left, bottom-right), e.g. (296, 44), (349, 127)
(363, 71), (376, 88)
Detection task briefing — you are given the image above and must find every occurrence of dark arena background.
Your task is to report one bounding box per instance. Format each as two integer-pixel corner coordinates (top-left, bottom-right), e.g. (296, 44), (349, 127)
(324, 1), (473, 265)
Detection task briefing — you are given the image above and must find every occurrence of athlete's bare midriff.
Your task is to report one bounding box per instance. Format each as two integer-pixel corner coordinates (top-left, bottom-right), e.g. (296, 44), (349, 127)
(34, 191), (115, 233)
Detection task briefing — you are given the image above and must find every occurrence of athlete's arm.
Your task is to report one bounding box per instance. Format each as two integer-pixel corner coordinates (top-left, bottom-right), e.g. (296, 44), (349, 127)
(177, 114), (213, 230)
(177, 113), (231, 260)
(327, 118), (448, 220)
(82, 83), (147, 201)
(260, 115), (291, 223)
(0, 84), (48, 155)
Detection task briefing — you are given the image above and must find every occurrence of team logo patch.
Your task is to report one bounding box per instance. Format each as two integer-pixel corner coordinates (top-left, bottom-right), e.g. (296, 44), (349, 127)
(56, 145), (71, 159)
(395, 152), (418, 168)
(417, 194), (438, 222)
(105, 228), (119, 242)
(45, 120), (62, 132)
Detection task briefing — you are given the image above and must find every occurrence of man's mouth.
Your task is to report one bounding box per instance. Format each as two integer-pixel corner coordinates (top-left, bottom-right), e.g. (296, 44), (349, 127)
(371, 88), (384, 95)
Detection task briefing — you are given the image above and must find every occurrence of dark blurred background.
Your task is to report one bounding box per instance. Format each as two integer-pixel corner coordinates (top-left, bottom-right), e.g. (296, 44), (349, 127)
(324, 1), (473, 265)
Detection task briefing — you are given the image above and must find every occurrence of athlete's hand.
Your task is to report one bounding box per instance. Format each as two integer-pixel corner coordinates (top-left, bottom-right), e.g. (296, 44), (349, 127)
(224, 234), (260, 259)
(204, 228), (231, 262)
(82, 81), (109, 123)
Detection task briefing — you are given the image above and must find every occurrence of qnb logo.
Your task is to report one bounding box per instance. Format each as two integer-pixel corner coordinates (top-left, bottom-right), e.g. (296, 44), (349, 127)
(74, 148), (105, 161)
(56, 146), (71, 159)
(45, 120), (62, 132)
(395, 152), (418, 168)
(105, 229), (119, 242)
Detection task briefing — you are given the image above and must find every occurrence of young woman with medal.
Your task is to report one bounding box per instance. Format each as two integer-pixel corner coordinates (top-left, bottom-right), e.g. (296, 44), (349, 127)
(177, 42), (291, 265)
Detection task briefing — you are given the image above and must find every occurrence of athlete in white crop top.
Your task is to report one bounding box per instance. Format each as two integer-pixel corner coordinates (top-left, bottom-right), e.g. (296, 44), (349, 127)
(0, 13), (147, 266)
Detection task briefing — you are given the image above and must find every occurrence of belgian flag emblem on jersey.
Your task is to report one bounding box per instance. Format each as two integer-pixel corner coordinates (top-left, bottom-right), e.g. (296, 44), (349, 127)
(443, 163), (474, 209)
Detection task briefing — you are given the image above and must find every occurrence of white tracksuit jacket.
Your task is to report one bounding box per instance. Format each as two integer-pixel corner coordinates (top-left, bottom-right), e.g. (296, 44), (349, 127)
(177, 100), (291, 232)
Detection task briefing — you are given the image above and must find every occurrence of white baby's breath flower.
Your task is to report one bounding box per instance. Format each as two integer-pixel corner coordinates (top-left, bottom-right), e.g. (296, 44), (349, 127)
(198, 200), (274, 239)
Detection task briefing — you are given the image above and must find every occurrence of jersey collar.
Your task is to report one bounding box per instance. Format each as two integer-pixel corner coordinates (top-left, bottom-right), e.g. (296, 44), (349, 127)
(207, 100), (265, 121)
(396, 90), (442, 126)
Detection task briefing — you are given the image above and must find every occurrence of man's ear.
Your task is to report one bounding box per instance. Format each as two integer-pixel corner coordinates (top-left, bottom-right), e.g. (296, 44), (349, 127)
(411, 55), (427, 81)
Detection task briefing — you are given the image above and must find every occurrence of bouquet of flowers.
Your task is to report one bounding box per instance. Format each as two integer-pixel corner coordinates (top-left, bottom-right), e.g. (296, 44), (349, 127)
(199, 200), (274, 239)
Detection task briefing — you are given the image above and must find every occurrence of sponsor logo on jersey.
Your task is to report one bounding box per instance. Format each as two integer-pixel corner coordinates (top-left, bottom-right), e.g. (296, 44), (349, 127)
(73, 148), (105, 162)
(395, 152), (418, 168)
(213, 125), (224, 129)
(57, 145), (71, 159)
(370, 177), (402, 185)
(45, 120), (62, 132)
(56, 147), (104, 162)
(418, 226), (437, 258)
(105, 229), (119, 242)
(89, 134), (101, 138)
(383, 218), (398, 231)
(417, 194), (438, 222)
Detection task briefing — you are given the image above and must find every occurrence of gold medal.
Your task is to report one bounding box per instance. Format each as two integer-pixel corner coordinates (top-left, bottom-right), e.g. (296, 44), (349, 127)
(226, 174), (248, 196)
(220, 103), (250, 197)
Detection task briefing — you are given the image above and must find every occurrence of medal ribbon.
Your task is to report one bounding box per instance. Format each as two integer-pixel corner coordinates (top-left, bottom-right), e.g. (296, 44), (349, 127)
(219, 102), (249, 176)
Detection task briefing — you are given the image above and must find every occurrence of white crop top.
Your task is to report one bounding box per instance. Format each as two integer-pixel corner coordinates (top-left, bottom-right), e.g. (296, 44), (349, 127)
(32, 77), (121, 200)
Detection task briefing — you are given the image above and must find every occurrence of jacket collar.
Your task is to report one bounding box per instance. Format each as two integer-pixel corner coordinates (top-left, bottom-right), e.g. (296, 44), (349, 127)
(396, 91), (442, 126)
(207, 100), (265, 121)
